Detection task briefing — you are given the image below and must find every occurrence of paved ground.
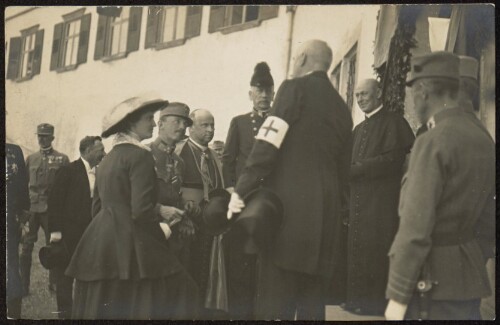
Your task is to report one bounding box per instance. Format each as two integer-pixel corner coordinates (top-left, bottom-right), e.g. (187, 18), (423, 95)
(19, 228), (495, 320)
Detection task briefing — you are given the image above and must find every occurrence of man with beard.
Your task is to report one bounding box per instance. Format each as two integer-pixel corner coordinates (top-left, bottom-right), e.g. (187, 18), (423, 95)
(222, 61), (275, 319)
(175, 109), (226, 319)
(48, 136), (106, 319)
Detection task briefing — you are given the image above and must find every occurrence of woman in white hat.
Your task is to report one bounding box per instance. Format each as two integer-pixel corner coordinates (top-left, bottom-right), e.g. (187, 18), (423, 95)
(65, 94), (199, 319)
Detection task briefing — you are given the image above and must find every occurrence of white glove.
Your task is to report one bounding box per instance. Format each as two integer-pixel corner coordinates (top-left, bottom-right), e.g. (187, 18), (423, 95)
(227, 192), (245, 220)
(385, 299), (408, 321)
(50, 232), (62, 243)
(225, 187), (235, 194)
(159, 205), (185, 226)
(159, 222), (172, 240)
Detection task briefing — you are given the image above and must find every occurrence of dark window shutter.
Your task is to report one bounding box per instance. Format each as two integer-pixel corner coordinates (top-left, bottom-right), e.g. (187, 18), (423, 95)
(94, 14), (109, 60)
(50, 23), (64, 71)
(185, 6), (202, 38)
(145, 6), (161, 49)
(77, 13), (91, 65)
(127, 7), (143, 53)
(208, 6), (226, 33)
(32, 29), (44, 76)
(259, 5), (279, 21)
(7, 37), (22, 80)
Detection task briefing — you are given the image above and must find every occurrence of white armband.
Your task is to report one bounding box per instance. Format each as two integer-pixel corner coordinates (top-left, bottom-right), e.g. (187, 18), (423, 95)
(255, 116), (289, 149)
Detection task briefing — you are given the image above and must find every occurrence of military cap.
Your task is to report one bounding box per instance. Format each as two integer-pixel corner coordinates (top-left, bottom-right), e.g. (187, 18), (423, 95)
(458, 55), (478, 81)
(36, 123), (54, 135)
(251, 62), (274, 88)
(159, 102), (193, 126)
(102, 93), (168, 138)
(406, 51), (460, 86)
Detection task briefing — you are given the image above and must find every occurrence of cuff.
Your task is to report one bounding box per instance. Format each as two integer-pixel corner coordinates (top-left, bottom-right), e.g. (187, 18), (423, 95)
(50, 232), (62, 243)
(159, 222), (172, 240)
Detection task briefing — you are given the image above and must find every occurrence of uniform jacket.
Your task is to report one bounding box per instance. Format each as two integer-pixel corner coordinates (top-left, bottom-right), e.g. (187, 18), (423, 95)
(346, 108), (414, 311)
(26, 148), (69, 213)
(6, 143), (30, 300)
(235, 71), (353, 276)
(386, 108), (495, 304)
(47, 159), (93, 255)
(222, 111), (266, 187)
(66, 135), (183, 281)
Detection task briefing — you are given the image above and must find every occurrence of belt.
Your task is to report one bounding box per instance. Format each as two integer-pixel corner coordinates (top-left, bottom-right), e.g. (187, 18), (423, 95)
(431, 230), (475, 246)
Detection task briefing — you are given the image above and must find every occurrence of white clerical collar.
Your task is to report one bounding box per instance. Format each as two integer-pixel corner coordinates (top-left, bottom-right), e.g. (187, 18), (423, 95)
(81, 157), (93, 173)
(365, 105), (383, 118)
(189, 138), (208, 151)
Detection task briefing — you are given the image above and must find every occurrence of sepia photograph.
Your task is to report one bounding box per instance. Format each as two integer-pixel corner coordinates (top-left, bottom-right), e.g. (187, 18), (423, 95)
(4, 3), (495, 321)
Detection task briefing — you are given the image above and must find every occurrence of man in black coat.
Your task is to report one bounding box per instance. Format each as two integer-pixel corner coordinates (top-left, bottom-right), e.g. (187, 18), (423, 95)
(222, 61), (275, 320)
(345, 79), (414, 315)
(47, 136), (106, 319)
(228, 39), (353, 320)
(6, 143), (30, 319)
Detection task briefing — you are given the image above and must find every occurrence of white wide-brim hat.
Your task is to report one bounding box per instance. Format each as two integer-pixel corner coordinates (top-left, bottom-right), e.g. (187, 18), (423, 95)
(102, 93), (169, 138)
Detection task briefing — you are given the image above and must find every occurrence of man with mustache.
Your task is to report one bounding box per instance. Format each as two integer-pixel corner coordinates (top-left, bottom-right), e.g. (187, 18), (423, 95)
(175, 109), (227, 319)
(221, 61), (275, 320)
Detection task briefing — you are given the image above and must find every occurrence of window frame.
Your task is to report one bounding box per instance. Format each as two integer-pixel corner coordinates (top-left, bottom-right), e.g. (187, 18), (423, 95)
(209, 5), (279, 35)
(6, 24), (44, 82)
(106, 7), (131, 58)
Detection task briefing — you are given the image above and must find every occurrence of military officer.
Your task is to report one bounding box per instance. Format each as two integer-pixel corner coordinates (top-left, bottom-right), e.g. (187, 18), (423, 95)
(20, 123), (69, 295)
(385, 52), (495, 320)
(149, 103), (198, 267)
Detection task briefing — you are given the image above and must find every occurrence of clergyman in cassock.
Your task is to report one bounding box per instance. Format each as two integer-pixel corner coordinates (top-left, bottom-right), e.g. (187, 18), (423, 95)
(175, 109), (228, 319)
(149, 103), (198, 267)
(228, 39), (353, 320)
(385, 52), (495, 320)
(344, 79), (414, 316)
(47, 136), (106, 319)
(222, 61), (275, 320)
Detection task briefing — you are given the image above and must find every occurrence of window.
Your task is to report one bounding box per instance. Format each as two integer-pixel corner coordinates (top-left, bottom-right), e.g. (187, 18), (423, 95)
(50, 9), (91, 72)
(208, 5), (279, 34)
(333, 43), (358, 112)
(7, 25), (44, 81)
(94, 7), (142, 61)
(145, 6), (202, 50)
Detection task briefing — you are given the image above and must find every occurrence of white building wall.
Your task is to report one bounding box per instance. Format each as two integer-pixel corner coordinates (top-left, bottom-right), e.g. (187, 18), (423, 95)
(6, 5), (379, 160)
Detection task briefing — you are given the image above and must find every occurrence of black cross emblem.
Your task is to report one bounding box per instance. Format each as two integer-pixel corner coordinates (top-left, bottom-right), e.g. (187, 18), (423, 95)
(262, 119), (279, 137)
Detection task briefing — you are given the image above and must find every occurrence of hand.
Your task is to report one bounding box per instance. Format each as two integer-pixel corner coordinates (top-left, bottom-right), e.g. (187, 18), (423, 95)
(385, 299), (408, 320)
(225, 187), (235, 194)
(50, 232), (62, 243)
(184, 200), (201, 219)
(177, 218), (196, 238)
(159, 205), (185, 226)
(21, 221), (30, 238)
(227, 192), (245, 220)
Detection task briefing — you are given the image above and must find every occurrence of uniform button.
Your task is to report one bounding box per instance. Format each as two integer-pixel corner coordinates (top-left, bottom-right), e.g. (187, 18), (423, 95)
(252, 120), (256, 123)
(253, 127), (257, 131)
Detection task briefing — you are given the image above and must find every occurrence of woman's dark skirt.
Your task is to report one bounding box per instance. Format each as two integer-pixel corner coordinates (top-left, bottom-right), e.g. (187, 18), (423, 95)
(72, 270), (199, 320)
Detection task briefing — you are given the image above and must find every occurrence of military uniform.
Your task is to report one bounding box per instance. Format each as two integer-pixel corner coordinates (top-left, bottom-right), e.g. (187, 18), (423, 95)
(20, 124), (69, 295)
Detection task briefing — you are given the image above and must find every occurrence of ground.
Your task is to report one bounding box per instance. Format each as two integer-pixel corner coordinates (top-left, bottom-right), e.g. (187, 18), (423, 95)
(18, 228), (494, 320)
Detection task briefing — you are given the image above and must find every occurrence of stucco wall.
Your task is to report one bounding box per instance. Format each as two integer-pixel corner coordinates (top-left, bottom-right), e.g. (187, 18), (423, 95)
(6, 5), (379, 160)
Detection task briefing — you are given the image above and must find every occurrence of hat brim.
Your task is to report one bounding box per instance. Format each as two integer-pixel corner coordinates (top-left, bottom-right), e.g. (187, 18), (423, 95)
(102, 100), (169, 138)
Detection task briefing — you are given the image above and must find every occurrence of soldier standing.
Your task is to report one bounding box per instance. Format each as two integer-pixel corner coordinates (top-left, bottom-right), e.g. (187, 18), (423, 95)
(20, 123), (69, 295)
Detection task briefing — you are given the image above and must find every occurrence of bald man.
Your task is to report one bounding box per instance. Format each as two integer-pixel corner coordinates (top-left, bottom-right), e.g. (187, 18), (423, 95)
(344, 79), (414, 316)
(228, 40), (353, 320)
(175, 109), (227, 319)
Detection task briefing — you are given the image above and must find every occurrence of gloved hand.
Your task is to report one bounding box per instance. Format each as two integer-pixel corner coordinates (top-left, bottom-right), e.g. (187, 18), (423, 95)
(385, 299), (407, 320)
(225, 187), (235, 194)
(50, 232), (62, 243)
(159, 205), (185, 226)
(227, 192), (245, 220)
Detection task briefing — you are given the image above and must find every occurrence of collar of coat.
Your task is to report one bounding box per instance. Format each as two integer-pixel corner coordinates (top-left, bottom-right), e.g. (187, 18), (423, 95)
(112, 132), (151, 152)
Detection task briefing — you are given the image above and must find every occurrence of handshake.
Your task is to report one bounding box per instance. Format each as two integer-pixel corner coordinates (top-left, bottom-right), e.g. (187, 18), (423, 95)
(158, 201), (200, 239)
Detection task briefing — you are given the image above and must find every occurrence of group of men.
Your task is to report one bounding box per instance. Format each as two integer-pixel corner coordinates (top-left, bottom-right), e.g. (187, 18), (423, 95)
(6, 38), (494, 321)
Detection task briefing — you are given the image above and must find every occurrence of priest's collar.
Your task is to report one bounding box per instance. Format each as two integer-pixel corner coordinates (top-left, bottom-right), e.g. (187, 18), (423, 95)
(365, 105), (383, 119)
(189, 137), (208, 151)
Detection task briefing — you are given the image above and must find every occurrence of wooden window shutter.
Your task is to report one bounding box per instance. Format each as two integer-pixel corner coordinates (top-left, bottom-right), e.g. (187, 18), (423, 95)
(259, 6), (279, 21)
(77, 13), (92, 65)
(185, 6), (202, 38)
(32, 29), (44, 76)
(208, 6), (226, 33)
(127, 7), (143, 53)
(94, 14), (109, 60)
(50, 22), (64, 71)
(7, 37), (22, 80)
(145, 6), (161, 49)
